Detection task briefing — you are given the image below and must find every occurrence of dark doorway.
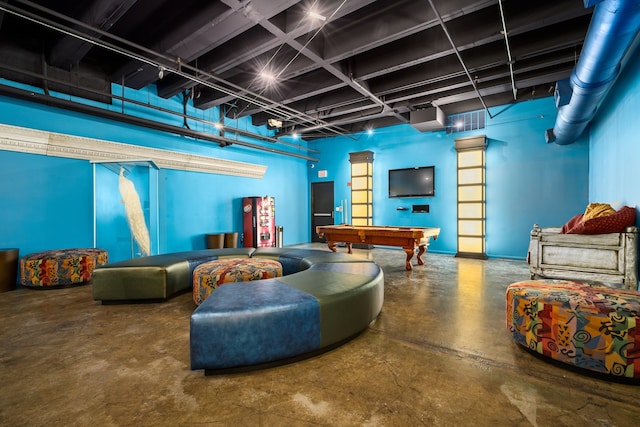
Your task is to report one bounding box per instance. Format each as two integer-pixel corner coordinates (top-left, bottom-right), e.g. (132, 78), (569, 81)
(311, 181), (334, 242)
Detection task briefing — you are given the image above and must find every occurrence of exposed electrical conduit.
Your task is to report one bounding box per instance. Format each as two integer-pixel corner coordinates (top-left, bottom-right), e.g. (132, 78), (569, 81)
(11, 0), (297, 119)
(0, 84), (319, 162)
(182, 91), (191, 130)
(546, 0), (640, 145)
(272, 0), (405, 126)
(498, 0), (517, 100)
(4, 0), (344, 137)
(278, 74), (391, 137)
(0, 62), (319, 154)
(236, 0), (349, 116)
(426, 0), (494, 119)
(225, 0), (360, 138)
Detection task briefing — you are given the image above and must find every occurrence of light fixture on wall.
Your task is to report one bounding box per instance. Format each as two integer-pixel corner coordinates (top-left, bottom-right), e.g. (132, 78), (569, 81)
(455, 136), (487, 259)
(349, 151), (374, 229)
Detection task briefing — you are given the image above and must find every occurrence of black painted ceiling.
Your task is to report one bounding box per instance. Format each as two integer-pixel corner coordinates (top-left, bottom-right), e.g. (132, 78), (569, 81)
(0, 0), (592, 140)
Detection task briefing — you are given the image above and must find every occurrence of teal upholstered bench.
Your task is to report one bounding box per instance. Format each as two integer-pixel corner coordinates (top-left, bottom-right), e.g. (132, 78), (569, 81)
(190, 248), (384, 372)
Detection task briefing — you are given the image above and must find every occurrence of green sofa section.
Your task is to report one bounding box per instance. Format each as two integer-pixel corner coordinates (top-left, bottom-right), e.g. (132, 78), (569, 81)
(92, 248), (254, 302)
(274, 262), (384, 348)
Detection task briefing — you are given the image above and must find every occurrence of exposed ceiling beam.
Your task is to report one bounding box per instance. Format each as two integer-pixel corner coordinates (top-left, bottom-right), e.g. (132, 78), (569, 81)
(223, 1), (589, 123)
(48, 0), (138, 69)
(157, 0), (378, 100)
(115, 0), (298, 89)
(0, 0), (595, 141)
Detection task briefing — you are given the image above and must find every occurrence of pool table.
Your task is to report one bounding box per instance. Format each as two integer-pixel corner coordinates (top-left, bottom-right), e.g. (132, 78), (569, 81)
(315, 225), (441, 270)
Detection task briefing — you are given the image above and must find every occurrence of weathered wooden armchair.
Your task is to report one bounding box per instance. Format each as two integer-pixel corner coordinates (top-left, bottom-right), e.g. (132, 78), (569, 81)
(528, 224), (638, 290)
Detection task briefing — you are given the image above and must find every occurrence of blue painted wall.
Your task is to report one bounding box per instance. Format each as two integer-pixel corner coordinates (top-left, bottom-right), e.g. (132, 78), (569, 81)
(308, 97), (590, 259)
(1, 150), (94, 252)
(0, 84), (310, 261)
(589, 41), (640, 209)
(11, 41), (640, 262)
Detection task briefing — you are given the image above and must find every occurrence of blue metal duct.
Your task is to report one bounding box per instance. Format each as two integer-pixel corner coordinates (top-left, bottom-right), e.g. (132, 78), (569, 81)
(546, 0), (640, 145)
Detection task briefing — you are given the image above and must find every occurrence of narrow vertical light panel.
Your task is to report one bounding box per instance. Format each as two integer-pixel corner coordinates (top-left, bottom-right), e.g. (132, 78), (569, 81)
(349, 151), (374, 228)
(455, 136), (487, 259)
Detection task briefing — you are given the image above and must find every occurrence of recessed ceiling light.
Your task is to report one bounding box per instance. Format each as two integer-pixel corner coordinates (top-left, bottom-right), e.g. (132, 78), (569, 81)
(308, 10), (326, 21)
(261, 70), (275, 82)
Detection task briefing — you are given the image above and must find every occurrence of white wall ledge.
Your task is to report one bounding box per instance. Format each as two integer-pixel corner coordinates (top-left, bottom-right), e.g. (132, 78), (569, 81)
(0, 123), (267, 178)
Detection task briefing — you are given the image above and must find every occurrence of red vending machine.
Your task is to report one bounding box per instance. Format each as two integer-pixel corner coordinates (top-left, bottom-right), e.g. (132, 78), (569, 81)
(242, 196), (276, 248)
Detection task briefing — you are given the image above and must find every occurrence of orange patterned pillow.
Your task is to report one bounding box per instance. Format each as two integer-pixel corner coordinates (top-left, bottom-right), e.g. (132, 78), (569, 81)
(566, 206), (636, 234)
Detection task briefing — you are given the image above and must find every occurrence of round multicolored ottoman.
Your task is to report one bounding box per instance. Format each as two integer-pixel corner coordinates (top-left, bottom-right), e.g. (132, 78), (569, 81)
(506, 279), (640, 380)
(20, 248), (109, 288)
(193, 258), (283, 305)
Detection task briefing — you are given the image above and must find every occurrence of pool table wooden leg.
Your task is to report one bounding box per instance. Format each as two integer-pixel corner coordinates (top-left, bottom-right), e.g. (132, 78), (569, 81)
(327, 241), (352, 254)
(416, 244), (426, 265)
(403, 247), (414, 271)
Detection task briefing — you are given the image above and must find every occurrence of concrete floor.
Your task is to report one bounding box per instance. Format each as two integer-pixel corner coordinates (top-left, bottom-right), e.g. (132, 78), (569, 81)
(1, 244), (639, 426)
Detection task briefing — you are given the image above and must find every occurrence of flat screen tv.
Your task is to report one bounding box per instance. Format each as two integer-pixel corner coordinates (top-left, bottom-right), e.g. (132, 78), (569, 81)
(388, 166), (435, 198)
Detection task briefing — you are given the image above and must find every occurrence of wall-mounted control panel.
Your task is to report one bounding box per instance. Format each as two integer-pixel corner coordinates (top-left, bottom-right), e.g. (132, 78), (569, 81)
(412, 204), (430, 213)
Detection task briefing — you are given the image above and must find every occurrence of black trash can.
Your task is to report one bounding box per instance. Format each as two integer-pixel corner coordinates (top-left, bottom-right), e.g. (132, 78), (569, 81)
(0, 248), (19, 292)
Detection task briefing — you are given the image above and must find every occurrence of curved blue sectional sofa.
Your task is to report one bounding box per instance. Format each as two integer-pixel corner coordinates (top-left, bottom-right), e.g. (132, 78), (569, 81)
(92, 247), (384, 372)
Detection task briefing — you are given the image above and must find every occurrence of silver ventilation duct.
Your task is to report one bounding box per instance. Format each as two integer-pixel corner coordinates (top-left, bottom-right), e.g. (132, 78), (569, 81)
(546, 0), (640, 145)
(410, 106), (446, 132)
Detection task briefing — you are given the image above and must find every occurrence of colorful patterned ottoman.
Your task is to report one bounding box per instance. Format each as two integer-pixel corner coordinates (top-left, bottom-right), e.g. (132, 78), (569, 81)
(506, 279), (640, 380)
(193, 258), (283, 305)
(20, 248), (109, 288)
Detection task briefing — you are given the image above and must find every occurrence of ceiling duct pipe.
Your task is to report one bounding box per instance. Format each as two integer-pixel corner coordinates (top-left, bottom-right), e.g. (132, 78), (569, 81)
(545, 0), (640, 145)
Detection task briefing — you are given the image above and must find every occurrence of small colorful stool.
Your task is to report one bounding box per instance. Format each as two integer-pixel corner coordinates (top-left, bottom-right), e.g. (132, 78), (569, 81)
(506, 279), (640, 380)
(193, 258), (282, 305)
(20, 248), (109, 288)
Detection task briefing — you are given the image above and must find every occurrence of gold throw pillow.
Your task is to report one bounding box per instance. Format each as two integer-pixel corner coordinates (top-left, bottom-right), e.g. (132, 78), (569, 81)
(582, 203), (616, 222)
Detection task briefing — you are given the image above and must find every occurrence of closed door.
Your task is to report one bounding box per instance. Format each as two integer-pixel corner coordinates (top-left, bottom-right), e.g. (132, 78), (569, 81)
(311, 181), (334, 242)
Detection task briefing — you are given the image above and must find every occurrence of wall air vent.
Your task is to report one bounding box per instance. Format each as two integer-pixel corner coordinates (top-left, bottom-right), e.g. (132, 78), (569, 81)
(446, 111), (486, 134)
